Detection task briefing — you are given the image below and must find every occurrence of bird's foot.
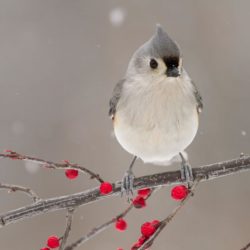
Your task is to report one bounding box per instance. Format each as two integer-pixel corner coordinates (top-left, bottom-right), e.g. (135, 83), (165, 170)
(121, 169), (135, 202)
(180, 161), (193, 189)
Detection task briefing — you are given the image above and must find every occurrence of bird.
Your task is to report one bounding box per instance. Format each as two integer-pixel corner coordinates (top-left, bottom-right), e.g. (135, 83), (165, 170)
(109, 24), (203, 195)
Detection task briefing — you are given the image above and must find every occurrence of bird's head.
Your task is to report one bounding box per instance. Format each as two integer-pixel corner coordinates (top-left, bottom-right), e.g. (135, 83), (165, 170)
(126, 25), (182, 82)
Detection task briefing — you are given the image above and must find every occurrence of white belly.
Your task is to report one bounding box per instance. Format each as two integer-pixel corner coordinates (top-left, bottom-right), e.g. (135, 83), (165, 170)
(113, 76), (199, 164)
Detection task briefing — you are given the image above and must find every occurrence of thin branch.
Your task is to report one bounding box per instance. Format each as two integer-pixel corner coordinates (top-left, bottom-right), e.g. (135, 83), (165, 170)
(0, 155), (250, 228)
(240, 242), (250, 250)
(65, 205), (133, 250)
(0, 183), (39, 202)
(59, 208), (75, 250)
(65, 188), (157, 250)
(138, 177), (201, 250)
(0, 151), (104, 183)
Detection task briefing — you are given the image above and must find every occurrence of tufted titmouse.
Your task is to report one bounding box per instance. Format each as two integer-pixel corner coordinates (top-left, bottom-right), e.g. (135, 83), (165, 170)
(109, 25), (202, 194)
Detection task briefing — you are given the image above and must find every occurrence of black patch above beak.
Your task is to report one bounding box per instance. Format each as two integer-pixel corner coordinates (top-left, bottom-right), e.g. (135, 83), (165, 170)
(166, 67), (180, 77)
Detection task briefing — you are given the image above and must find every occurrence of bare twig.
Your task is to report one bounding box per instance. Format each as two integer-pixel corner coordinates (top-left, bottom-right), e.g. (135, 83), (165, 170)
(65, 205), (133, 250)
(240, 242), (250, 250)
(0, 151), (104, 183)
(59, 208), (75, 250)
(65, 189), (156, 250)
(138, 177), (201, 250)
(0, 155), (250, 228)
(0, 183), (39, 202)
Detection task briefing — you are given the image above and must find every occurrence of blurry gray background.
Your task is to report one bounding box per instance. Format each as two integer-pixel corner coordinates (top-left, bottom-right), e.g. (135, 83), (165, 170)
(0, 1), (249, 249)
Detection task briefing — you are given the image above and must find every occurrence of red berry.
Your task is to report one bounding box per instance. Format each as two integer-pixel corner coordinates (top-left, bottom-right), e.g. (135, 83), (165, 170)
(131, 241), (142, 250)
(138, 235), (148, 245)
(132, 196), (146, 208)
(40, 248), (50, 250)
(65, 169), (79, 179)
(141, 222), (156, 237)
(117, 248), (124, 250)
(99, 182), (113, 195)
(47, 236), (60, 248)
(115, 218), (127, 231)
(171, 185), (188, 200)
(151, 220), (160, 228)
(137, 188), (151, 198)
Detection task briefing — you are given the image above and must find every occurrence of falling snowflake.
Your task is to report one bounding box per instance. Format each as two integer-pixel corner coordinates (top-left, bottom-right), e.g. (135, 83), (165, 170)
(241, 130), (247, 136)
(109, 7), (126, 27)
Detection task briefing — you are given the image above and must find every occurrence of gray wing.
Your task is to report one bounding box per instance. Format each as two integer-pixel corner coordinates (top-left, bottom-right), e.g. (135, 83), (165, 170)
(109, 79), (125, 118)
(191, 81), (203, 113)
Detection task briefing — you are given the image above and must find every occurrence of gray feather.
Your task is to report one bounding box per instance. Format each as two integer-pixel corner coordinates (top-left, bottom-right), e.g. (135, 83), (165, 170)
(191, 81), (203, 113)
(109, 79), (125, 117)
(150, 24), (180, 59)
(132, 25), (180, 59)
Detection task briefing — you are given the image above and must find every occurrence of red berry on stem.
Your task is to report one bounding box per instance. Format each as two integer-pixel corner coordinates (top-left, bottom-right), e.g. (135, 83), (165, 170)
(132, 196), (146, 208)
(171, 185), (188, 200)
(141, 222), (156, 237)
(99, 182), (113, 195)
(47, 236), (60, 248)
(40, 248), (50, 250)
(138, 235), (148, 245)
(131, 241), (142, 250)
(115, 218), (127, 231)
(151, 219), (160, 228)
(65, 169), (79, 179)
(137, 188), (151, 198)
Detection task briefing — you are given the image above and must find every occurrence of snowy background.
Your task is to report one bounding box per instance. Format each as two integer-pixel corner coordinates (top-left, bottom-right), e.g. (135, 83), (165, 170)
(0, 1), (250, 249)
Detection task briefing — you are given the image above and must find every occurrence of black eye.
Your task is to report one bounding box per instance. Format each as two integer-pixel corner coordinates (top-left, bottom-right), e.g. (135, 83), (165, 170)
(149, 59), (158, 69)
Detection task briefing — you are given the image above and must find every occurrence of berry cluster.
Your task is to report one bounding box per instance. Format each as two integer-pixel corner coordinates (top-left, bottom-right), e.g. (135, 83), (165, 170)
(131, 220), (160, 249)
(4, 150), (190, 250)
(132, 188), (151, 208)
(42, 162), (188, 250)
(116, 185), (188, 249)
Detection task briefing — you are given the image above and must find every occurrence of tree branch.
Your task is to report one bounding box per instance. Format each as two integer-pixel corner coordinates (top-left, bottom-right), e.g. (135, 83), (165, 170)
(0, 151), (104, 183)
(0, 155), (249, 228)
(240, 242), (250, 250)
(65, 205), (133, 250)
(59, 208), (75, 250)
(65, 188), (156, 250)
(0, 182), (39, 202)
(138, 177), (201, 250)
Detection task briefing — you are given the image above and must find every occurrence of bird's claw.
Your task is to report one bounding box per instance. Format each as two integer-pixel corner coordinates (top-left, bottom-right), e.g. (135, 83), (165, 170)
(181, 162), (194, 188)
(121, 169), (135, 202)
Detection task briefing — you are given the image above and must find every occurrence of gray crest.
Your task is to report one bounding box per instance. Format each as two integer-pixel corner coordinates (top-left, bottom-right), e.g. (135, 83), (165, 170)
(149, 24), (180, 59)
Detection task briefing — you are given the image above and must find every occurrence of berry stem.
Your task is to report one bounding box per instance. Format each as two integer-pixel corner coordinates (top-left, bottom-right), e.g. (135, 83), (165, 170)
(0, 151), (104, 183)
(64, 189), (156, 250)
(137, 177), (202, 250)
(59, 208), (75, 250)
(0, 182), (39, 202)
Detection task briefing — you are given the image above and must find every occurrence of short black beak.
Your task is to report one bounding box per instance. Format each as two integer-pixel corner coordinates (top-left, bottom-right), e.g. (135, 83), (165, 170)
(166, 67), (180, 77)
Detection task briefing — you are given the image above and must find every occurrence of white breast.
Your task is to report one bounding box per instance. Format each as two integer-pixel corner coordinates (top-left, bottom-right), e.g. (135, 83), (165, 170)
(114, 72), (199, 164)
